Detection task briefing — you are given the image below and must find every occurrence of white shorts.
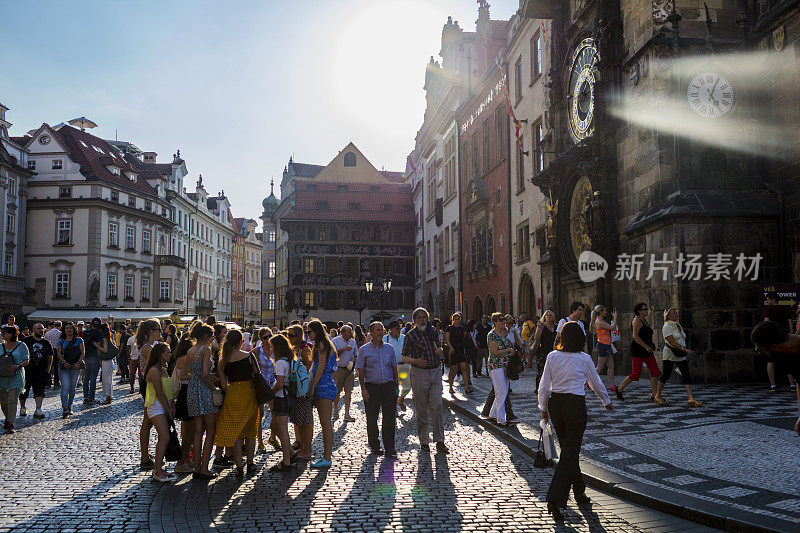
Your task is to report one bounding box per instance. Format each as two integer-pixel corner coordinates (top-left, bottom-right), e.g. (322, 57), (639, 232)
(147, 401), (166, 419)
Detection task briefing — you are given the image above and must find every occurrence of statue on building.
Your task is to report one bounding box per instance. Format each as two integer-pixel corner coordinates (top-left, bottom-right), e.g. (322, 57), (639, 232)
(546, 200), (558, 248)
(88, 270), (100, 305)
(582, 191), (607, 248)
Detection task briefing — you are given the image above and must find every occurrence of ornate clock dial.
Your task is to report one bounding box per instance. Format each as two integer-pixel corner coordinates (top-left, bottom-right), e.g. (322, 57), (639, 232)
(687, 72), (734, 118)
(652, 0), (674, 23)
(568, 38), (599, 144)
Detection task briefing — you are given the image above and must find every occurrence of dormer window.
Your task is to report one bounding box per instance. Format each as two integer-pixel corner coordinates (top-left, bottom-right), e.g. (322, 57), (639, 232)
(344, 152), (356, 167)
(92, 145), (104, 154)
(109, 166), (121, 176)
(127, 172), (137, 182)
(79, 140), (88, 148)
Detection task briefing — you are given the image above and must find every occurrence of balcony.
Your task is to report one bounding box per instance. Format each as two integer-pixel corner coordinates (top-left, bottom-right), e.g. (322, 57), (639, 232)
(155, 254), (186, 268)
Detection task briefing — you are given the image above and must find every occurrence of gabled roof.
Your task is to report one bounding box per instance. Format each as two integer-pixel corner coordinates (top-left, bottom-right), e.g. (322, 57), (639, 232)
(231, 217), (245, 233)
(10, 136), (30, 146)
(305, 142), (405, 185)
(44, 125), (163, 199)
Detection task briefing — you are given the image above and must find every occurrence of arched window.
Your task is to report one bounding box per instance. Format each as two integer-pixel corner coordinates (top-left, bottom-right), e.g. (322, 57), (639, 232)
(344, 152), (356, 167)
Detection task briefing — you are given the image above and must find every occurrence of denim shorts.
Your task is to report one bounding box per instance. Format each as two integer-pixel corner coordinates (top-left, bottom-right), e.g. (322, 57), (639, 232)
(596, 342), (613, 358)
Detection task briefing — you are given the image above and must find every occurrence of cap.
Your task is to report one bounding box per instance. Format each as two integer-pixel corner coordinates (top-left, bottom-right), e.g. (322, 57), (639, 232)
(77, 321), (85, 325)
(92, 317), (102, 325)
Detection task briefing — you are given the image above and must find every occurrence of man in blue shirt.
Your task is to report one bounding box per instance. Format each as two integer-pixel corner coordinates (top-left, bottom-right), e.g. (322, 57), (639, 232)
(357, 322), (399, 457)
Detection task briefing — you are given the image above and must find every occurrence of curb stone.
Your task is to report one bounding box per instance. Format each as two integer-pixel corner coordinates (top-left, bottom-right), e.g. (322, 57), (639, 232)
(442, 396), (798, 533)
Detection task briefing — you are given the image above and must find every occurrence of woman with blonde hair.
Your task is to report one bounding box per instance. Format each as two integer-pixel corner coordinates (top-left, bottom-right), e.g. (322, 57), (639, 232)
(214, 329), (260, 478)
(589, 305), (618, 392)
(529, 310), (557, 392)
(656, 308), (702, 407)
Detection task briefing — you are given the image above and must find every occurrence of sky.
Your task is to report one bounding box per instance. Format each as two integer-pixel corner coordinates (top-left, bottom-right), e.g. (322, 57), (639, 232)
(1, 0), (519, 223)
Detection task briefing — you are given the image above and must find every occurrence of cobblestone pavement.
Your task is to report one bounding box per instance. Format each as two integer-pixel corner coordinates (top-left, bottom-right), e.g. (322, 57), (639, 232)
(0, 380), (721, 532)
(447, 369), (800, 527)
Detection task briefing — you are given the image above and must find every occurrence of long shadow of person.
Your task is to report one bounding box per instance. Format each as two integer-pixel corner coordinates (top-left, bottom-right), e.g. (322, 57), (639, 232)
(331, 454), (397, 531)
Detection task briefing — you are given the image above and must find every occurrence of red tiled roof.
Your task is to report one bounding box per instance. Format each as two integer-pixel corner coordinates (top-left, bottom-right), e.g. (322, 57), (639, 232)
(53, 125), (163, 199)
(10, 136), (30, 146)
(380, 170), (408, 183)
(231, 217), (244, 232)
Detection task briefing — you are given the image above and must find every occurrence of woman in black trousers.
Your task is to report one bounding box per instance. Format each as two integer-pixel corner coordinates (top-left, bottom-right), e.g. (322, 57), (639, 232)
(538, 322), (613, 521)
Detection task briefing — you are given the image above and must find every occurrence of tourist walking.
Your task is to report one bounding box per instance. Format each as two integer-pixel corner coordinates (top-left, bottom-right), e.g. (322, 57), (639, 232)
(401, 307), (448, 453)
(97, 323), (116, 405)
(763, 291), (797, 391)
(445, 312), (472, 395)
(474, 315), (491, 377)
(187, 324), (219, 480)
(487, 313), (514, 426)
(529, 310), (557, 392)
(1, 325), (29, 434)
(288, 324), (314, 461)
(538, 321), (614, 521)
(55, 322), (84, 418)
(215, 329), (260, 478)
(144, 343), (176, 483)
(127, 330), (140, 394)
(615, 303), (660, 401)
(655, 308), (702, 407)
(115, 324), (130, 384)
(750, 320), (800, 435)
(358, 321), (399, 457)
(137, 319), (163, 470)
(81, 317), (104, 404)
(383, 320), (409, 414)
(44, 321), (62, 388)
(19, 323), (53, 419)
(556, 302), (587, 352)
(331, 325), (358, 422)
(590, 305), (618, 392)
(307, 320), (336, 468)
(519, 312), (536, 368)
(268, 333), (294, 471)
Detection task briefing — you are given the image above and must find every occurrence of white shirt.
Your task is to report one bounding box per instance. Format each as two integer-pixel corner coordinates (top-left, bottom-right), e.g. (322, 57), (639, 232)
(383, 333), (406, 365)
(506, 325), (521, 346)
(537, 350), (611, 411)
(274, 359), (289, 397)
(127, 335), (139, 360)
(43, 328), (62, 350)
(556, 317), (586, 334)
(331, 336), (358, 368)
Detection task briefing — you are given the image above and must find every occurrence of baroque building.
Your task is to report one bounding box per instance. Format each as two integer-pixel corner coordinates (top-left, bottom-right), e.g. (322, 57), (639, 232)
(271, 144), (415, 325)
(260, 183), (279, 327)
(231, 217), (261, 325)
(0, 103), (32, 317)
(521, 0), (797, 382)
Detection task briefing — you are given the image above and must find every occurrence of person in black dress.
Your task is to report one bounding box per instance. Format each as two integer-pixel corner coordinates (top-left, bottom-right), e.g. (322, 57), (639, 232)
(445, 313), (472, 395)
(528, 310), (557, 392)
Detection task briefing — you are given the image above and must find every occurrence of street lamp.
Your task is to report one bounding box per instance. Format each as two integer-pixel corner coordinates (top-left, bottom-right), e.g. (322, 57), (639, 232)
(365, 276), (392, 323)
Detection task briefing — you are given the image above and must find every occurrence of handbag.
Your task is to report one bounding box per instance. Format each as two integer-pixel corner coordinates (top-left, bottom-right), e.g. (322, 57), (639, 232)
(540, 419), (558, 460)
(533, 429), (549, 468)
(165, 420), (182, 462)
(507, 349), (524, 381)
(251, 354), (275, 404)
(100, 340), (119, 361)
(212, 388), (224, 407)
(0, 345), (17, 378)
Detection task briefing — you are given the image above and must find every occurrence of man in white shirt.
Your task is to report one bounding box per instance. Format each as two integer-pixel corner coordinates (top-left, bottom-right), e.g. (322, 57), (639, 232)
(556, 301), (587, 352)
(332, 325), (358, 422)
(383, 320), (409, 414)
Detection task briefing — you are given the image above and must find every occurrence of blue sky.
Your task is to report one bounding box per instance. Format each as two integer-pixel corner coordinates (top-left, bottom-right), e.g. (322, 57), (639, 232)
(1, 0), (518, 221)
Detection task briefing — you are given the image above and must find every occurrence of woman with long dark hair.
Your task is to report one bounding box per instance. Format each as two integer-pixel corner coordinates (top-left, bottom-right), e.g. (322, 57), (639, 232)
(529, 310), (557, 392)
(97, 323), (115, 405)
(55, 322), (85, 418)
(307, 319), (336, 468)
(268, 334), (294, 472)
(287, 324), (313, 461)
(186, 324), (218, 480)
(214, 329), (260, 478)
(589, 305), (618, 393)
(539, 322), (613, 521)
(144, 343), (175, 482)
(1, 325), (29, 433)
(172, 332), (195, 474)
(445, 312), (472, 396)
(136, 319), (163, 470)
(354, 325), (367, 347)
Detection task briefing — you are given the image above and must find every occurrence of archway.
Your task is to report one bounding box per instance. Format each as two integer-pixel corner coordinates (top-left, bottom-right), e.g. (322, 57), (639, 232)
(473, 297), (483, 322)
(518, 272), (536, 319)
(486, 295), (496, 317)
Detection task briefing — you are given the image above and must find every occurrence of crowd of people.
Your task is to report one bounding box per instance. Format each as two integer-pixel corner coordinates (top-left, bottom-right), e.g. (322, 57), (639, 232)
(1, 294), (798, 523)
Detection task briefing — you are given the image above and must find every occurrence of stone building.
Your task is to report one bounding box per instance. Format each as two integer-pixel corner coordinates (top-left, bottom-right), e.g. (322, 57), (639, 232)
(260, 182), (279, 327)
(457, 9), (512, 321)
(271, 144), (415, 325)
(0, 103), (32, 317)
(520, 0), (795, 381)
(231, 217), (261, 326)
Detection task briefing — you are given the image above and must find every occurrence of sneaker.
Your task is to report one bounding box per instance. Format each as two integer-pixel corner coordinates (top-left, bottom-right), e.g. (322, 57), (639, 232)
(152, 472), (173, 483)
(435, 442), (449, 454)
(419, 443), (430, 452)
(370, 448), (384, 455)
(770, 385), (777, 392)
(62, 410), (69, 419)
(310, 457), (332, 468)
(610, 386), (618, 393)
(615, 388), (625, 401)
(174, 463), (194, 474)
(33, 409), (45, 419)
(19, 407), (27, 417)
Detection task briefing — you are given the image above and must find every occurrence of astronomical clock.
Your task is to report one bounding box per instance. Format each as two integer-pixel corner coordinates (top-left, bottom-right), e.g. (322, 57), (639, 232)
(567, 38), (599, 145)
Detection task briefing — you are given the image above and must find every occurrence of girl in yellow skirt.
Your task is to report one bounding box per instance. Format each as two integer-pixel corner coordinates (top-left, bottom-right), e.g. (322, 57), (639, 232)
(214, 329), (259, 478)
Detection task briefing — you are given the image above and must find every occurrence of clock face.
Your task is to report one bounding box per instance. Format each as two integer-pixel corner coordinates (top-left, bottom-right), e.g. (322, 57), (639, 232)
(38, 134), (51, 145)
(568, 38), (599, 144)
(687, 72), (734, 118)
(652, 0), (674, 23)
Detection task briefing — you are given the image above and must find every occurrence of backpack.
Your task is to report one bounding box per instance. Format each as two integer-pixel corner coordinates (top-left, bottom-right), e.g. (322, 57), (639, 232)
(288, 358), (309, 399)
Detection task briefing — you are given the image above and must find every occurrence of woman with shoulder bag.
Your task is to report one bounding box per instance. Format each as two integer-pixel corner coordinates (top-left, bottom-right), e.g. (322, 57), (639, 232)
(268, 334), (294, 472)
(186, 324), (219, 480)
(97, 323), (117, 405)
(55, 322), (85, 418)
(487, 313), (515, 427)
(656, 308), (702, 407)
(1, 325), (30, 433)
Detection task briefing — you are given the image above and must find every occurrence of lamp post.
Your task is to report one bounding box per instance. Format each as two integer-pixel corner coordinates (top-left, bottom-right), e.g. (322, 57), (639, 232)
(365, 276), (392, 323)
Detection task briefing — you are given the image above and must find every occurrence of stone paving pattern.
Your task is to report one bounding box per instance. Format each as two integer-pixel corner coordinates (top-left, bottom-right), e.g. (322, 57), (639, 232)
(448, 370), (800, 526)
(0, 381), (722, 532)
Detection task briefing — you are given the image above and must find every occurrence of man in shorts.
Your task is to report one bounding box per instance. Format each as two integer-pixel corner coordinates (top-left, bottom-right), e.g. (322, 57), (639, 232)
(331, 325), (358, 422)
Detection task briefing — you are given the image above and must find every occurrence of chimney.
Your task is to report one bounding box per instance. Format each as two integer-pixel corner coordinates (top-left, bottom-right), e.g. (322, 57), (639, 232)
(143, 151), (157, 163)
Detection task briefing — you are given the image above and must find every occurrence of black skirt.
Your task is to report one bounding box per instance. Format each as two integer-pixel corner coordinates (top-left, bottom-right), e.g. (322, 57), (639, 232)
(175, 383), (191, 421)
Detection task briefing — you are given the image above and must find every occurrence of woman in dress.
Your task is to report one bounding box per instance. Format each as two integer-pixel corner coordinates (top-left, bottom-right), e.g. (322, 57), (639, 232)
(529, 310), (557, 392)
(253, 327), (279, 454)
(487, 312), (514, 426)
(214, 329), (260, 478)
(590, 305), (618, 393)
(144, 343), (175, 483)
(307, 319), (336, 468)
(187, 324), (219, 480)
(136, 319), (163, 470)
(615, 303), (661, 401)
(287, 324), (314, 461)
(172, 333), (195, 474)
(539, 321), (613, 521)
(0, 325), (29, 434)
(656, 308), (702, 407)
(445, 312), (472, 395)
(55, 322), (85, 418)
(268, 334), (295, 472)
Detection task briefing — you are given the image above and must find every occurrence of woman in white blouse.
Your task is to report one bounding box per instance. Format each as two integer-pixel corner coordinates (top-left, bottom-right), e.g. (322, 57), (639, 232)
(656, 308), (702, 407)
(538, 321), (613, 521)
